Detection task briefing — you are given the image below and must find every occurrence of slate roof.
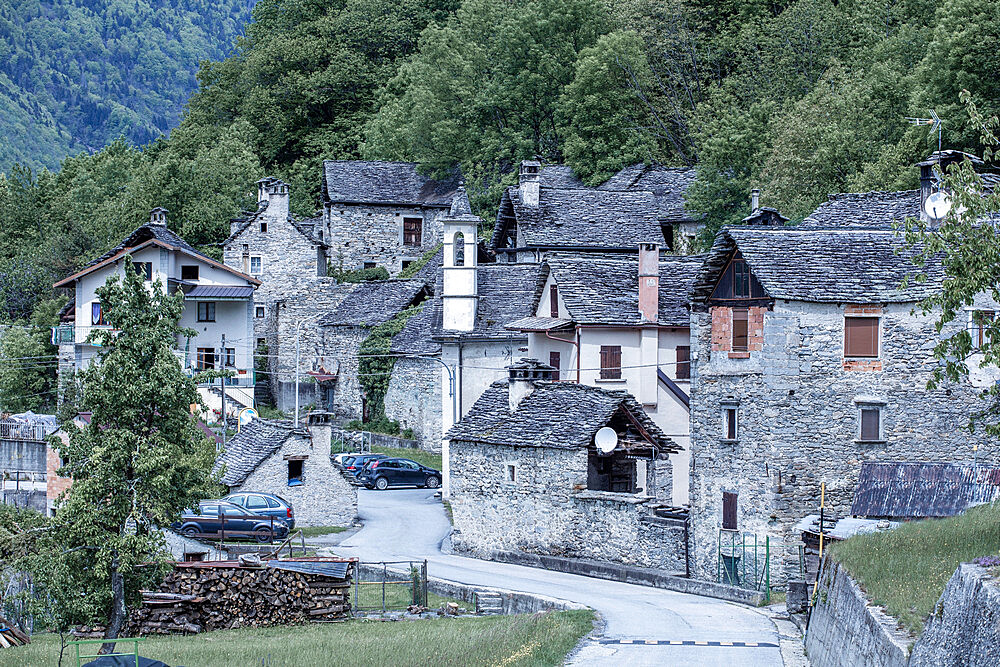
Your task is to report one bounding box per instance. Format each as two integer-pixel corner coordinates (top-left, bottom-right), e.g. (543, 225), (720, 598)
(408, 247), (444, 288)
(690, 226), (943, 305)
(389, 303), (440, 355)
(540, 165), (585, 189)
(223, 202), (325, 248)
(215, 419), (304, 486)
(319, 279), (428, 327)
(431, 264), (544, 339)
(851, 462), (1000, 519)
(598, 163), (697, 221)
(447, 379), (679, 453)
(799, 190), (921, 230)
(322, 160), (461, 207)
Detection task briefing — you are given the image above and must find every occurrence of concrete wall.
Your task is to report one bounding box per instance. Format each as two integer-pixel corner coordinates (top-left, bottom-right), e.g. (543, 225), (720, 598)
(384, 356), (442, 451)
(0, 439), (46, 474)
(688, 300), (1000, 582)
(232, 432), (357, 527)
(450, 440), (685, 573)
(324, 203), (446, 276)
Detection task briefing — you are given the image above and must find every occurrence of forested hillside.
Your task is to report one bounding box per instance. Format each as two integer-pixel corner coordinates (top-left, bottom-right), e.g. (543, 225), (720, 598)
(1, 0), (999, 412)
(0, 0), (253, 171)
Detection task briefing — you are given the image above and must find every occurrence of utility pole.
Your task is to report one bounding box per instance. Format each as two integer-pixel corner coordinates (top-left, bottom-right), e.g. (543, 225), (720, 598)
(220, 333), (227, 452)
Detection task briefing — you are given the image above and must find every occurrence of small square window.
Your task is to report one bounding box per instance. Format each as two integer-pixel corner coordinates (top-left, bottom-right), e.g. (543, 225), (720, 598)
(845, 316), (879, 358)
(859, 406), (881, 442)
(255, 306), (266, 318)
(180, 265), (199, 281)
(260, 221), (268, 233)
(506, 464), (517, 483)
(288, 459), (304, 484)
(401, 260), (414, 270)
(197, 302), (216, 322)
(363, 262), (377, 270)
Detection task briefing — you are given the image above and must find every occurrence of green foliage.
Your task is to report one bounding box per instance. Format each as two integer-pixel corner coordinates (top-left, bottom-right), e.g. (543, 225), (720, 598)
(356, 305), (422, 427)
(0, 297), (63, 412)
(328, 264), (391, 283)
(397, 244), (442, 280)
(255, 405), (289, 420)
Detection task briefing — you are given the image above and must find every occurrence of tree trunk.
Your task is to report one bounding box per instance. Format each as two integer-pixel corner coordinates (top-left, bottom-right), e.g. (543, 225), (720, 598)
(100, 551), (126, 655)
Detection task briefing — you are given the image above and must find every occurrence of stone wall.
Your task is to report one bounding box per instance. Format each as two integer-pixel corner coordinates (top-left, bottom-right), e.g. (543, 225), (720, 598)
(324, 204), (446, 276)
(805, 558), (911, 667)
(314, 326), (368, 419)
(233, 432), (357, 527)
(450, 440), (685, 573)
(384, 356), (442, 451)
(688, 301), (1000, 582)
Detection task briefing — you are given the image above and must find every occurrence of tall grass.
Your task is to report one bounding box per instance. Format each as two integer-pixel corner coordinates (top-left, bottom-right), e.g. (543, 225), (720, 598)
(0, 611), (594, 667)
(377, 446), (443, 472)
(829, 502), (1000, 635)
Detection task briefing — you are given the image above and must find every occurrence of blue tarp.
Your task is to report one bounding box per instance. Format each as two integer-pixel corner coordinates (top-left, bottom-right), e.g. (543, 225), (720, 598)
(267, 560), (350, 579)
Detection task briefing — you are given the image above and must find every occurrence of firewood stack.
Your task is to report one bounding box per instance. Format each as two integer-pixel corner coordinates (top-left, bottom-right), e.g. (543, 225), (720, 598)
(125, 558), (353, 636)
(0, 616), (30, 648)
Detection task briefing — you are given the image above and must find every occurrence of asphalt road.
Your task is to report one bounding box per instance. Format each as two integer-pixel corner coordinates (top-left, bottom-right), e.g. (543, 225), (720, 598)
(330, 488), (799, 667)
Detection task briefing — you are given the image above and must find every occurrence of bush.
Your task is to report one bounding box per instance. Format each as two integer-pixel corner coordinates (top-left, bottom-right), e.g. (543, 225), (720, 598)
(328, 264), (390, 283)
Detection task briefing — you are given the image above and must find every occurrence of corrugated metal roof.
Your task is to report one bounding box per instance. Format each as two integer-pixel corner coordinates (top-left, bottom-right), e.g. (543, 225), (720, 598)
(267, 559), (351, 579)
(185, 285), (255, 299)
(851, 461), (1000, 519)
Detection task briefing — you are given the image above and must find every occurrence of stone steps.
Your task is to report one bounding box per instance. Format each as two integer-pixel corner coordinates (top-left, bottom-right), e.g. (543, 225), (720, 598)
(475, 592), (503, 615)
(254, 381), (273, 406)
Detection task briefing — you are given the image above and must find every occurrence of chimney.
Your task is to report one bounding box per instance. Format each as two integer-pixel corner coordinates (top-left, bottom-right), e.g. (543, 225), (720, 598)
(265, 180), (290, 221)
(507, 359), (553, 413)
(917, 151), (981, 223)
(256, 177), (275, 204)
(306, 411), (332, 452)
(638, 243), (659, 324)
(750, 188), (760, 212)
(519, 160), (541, 207)
(442, 212), (480, 331)
(149, 207), (168, 227)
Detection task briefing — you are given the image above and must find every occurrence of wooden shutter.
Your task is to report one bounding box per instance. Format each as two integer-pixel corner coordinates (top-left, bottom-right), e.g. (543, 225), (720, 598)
(403, 217), (422, 246)
(732, 308), (749, 351)
(600, 346), (621, 379)
(845, 317), (879, 357)
(676, 346), (690, 380)
(860, 408), (880, 441)
(722, 492), (737, 530)
(548, 351), (560, 380)
(726, 408), (737, 440)
(550, 285), (559, 318)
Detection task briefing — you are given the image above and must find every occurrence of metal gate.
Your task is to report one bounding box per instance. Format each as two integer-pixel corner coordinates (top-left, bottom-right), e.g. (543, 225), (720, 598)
(353, 560), (428, 612)
(717, 530), (771, 602)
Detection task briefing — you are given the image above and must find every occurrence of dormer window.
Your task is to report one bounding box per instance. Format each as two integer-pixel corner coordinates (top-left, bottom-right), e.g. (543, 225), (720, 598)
(711, 252), (766, 300)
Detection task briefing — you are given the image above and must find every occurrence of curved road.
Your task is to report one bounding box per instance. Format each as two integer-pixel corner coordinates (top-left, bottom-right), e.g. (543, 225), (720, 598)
(330, 488), (799, 667)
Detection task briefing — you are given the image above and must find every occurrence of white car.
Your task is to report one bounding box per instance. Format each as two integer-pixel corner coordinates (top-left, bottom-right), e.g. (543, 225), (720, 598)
(333, 451), (366, 466)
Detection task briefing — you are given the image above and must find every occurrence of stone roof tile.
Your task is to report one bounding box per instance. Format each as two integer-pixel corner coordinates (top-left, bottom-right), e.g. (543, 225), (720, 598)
(214, 419), (303, 486)
(322, 160), (461, 207)
(319, 279), (428, 327)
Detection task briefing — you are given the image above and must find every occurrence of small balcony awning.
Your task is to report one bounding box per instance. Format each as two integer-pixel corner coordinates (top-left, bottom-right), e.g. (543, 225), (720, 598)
(183, 285), (254, 300)
(307, 362), (340, 383)
(504, 316), (574, 332)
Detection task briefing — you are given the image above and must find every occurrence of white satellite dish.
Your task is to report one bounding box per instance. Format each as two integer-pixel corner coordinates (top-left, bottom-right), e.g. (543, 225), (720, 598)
(924, 191), (952, 220)
(595, 427), (618, 453)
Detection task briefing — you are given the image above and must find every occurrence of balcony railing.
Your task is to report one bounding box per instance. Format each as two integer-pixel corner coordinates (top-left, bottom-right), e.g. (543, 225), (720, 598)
(0, 421), (47, 441)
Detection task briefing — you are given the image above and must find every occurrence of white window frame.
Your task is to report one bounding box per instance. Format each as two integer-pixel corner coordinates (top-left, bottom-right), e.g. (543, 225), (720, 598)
(255, 305), (266, 319)
(505, 462), (518, 485)
(249, 255), (263, 276)
(721, 400), (739, 441)
(855, 399), (885, 443)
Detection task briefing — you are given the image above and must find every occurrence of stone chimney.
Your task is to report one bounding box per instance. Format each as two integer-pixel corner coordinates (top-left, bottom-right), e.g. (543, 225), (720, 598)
(256, 177), (276, 204)
(442, 212), (480, 331)
(638, 243), (659, 324)
(149, 207), (168, 227)
(750, 188), (760, 212)
(918, 151), (982, 223)
(265, 179), (290, 222)
(519, 160), (541, 207)
(306, 411), (332, 453)
(507, 359), (554, 413)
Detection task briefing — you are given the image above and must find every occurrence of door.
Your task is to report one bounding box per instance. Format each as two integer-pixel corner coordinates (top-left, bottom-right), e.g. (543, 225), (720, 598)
(245, 494), (271, 520)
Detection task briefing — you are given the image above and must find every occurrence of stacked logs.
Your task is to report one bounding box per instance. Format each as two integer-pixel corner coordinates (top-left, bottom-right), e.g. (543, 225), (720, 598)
(125, 559), (353, 636)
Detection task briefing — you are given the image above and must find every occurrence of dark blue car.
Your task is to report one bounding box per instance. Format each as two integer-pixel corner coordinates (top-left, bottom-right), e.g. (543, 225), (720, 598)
(357, 458), (441, 490)
(172, 500), (289, 543)
(223, 491), (296, 530)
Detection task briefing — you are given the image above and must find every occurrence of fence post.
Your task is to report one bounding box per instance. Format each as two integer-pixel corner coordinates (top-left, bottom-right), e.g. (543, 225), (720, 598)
(382, 563), (387, 613)
(422, 560), (428, 607)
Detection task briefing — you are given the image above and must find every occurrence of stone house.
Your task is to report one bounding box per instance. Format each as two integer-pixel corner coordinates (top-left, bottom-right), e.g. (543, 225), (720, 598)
(506, 245), (703, 505)
(491, 160), (699, 262)
(314, 279), (429, 420)
(447, 361), (684, 572)
(384, 302), (442, 450)
(53, 208), (261, 417)
(686, 216), (1000, 583)
(215, 416), (357, 527)
(322, 160), (461, 275)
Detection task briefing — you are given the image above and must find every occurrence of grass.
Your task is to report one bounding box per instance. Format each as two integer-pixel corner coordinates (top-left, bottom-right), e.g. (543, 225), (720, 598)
(377, 446), (443, 472)
(2, 610), (595, 667)
(829, 501), (1000, 635)
(297, 525), (351, 539)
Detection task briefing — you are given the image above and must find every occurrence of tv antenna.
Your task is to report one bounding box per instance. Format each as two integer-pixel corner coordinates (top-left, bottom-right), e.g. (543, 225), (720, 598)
(906, 109), (943, 155)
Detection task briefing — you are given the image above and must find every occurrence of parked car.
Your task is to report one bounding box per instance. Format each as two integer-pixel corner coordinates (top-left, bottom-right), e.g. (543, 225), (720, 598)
(357, 458), (441, 490)
(333, 451), (365, 467)
(342, 453), (387, 476)
(172, 500), (289, 543)
(223, 491), (295, 530)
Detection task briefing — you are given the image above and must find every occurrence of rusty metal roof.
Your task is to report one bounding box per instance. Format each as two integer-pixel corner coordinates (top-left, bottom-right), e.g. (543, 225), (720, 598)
(851, 461), (1000, 519)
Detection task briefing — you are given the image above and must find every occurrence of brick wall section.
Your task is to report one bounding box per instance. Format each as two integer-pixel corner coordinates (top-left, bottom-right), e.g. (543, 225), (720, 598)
(710, 305), (765, 359)
(450, 441), (685, 572)
(46, 436), (72, 513)
(689, 300), (1000, 584)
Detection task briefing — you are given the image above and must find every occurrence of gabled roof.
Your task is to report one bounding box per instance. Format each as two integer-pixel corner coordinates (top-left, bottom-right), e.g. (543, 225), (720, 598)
(851, 461), (1000, 519)
(540, 165), (586, 189)
(431, 264), (544, 339)
(538, 253), (704, 327)
(598, 163), (697, 222)
(799, 190), (921, 230)
(319, 279), (428, 328)
(447, 379), (679, 453)
(214, 419), (306, 486)
(322, 160), (461, 207)
(689, 226), (943, 305)
(223, 201), (325, 248)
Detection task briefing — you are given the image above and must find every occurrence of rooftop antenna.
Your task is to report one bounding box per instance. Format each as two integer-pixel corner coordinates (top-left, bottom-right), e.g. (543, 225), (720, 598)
(906, 109), (943, 157)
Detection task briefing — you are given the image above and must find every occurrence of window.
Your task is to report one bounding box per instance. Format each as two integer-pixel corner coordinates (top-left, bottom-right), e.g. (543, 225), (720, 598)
(132, 262), (152, 281)
(401, 260), (414, 270)
(587, 450), (636, 493)
(181, 265), (199, 281)
(974, 310), (996, 348)
(403, 217), (422, 246)
(249, 255), (263, 275)
(859, 406), (882, 442)
(844, 317), (879, 357)
(363, 262), (377, 270)
(288, 459), (304, 484)
(453, 231), (465, 266)
(91, 302), (105, 326)
(676, 346), (690, 380)
(196, 348), (215, 370)
(722, 492), (738, 530)
(224, 348), (235, 367)
(246, 495), (268, 510)
(197, 302), (216, 322)
(732, 308), (749, 351)
(255, 306), (266, 319)
(506, 463), (517, 483)
(549, 351), (561, 380)
(711, 252), (766, 300)
(260, 221), (268, 233)
(549, 285), (559, 318)
(724, 406), (738, 440)
(600, 345), (622, 380)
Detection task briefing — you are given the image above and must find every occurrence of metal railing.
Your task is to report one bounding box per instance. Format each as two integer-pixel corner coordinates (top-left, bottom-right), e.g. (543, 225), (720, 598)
(69, 637), (144, 667)
(717, 530), (771, 602)
(354, 560), (428, 612)
(0, 421), (47, 441)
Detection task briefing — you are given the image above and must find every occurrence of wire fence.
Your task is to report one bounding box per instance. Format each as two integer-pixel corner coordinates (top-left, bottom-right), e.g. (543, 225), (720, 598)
(717, 530), (772, 602)
(353, 560), (428, 612)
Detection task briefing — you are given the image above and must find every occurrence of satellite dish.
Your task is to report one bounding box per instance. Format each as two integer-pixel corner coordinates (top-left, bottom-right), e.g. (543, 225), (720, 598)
(238, 407), (259, 431)
(595, 427), (618, 454)
(924, 191), (952, 220)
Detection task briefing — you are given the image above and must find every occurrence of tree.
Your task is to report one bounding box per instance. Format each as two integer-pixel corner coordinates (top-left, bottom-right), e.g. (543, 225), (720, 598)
(0, 298), (63, 412)
(52, 260), (217, 647)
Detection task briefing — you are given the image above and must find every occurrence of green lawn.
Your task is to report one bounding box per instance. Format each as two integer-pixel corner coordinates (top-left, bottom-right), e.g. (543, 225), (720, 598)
(297, 525), (351, 539)
(2, 611), (595, 667)
(377, 446), (443, 472)
(829, 501), (1000, 635)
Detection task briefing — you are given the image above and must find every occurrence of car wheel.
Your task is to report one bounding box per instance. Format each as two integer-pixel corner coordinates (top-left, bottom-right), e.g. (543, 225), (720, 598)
(426, 476), (441, 489)
(254, 527), (273, 543)
(182, 526), (199, 538)
(375, 477), (389, 490)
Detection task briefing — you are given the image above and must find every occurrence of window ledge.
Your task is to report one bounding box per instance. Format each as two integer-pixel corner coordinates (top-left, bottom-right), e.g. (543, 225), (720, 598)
(594, 378), (626, 384)
(573, 490), (650, 504)
(720, 438), (739, 445)
(854, 439), (886, 446)
(728, 351), (750, 359)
